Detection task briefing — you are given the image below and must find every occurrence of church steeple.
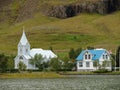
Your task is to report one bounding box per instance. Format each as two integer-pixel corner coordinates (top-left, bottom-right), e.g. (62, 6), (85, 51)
(18, 29), (30, 55)
(19, 30), (29, 45)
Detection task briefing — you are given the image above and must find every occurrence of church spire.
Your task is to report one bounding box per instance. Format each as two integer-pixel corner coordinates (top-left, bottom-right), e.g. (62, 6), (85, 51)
(18, 28), (30, 56)
(19, 28), (29, 45)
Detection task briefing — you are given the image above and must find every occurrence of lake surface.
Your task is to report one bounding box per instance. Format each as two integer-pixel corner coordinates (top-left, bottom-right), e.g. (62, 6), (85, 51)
(0, 75), (120, 90)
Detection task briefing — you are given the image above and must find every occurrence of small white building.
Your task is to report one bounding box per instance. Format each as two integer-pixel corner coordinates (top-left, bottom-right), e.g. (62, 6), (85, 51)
(76, 48), (112, 71)
(14, 31), (57, 70)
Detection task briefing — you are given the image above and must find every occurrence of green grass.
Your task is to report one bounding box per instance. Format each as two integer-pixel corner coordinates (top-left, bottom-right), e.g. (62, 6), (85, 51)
(59, 71), (120, 75)
(38, 0), (98, 6)
(1, 71), (120, 79)
(0, 72), (64, 79)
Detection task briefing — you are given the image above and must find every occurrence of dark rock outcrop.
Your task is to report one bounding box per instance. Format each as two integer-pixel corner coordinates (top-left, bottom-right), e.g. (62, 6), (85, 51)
(44, 0), (120, 18)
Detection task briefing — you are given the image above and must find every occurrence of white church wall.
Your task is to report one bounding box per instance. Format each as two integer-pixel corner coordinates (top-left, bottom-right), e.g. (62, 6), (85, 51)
(15, 31), (57, 70)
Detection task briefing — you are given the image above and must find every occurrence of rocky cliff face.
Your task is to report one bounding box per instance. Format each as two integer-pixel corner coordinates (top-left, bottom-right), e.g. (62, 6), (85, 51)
(0, 0), (120, 23)
(44, 0), (120, 18)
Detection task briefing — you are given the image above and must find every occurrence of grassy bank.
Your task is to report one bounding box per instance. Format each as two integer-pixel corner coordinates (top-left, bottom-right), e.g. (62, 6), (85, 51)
(0, 72), (64, 79)
(0, 71), (120, 79)
(59, 71), (120, 75)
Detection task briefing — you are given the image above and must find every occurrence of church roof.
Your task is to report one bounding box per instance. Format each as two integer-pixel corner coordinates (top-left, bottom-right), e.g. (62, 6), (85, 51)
(30, 48), (57, 59)
(23, 55), (31, 59)
(14, 55), (31, 60)
(19, 31), (29, 45)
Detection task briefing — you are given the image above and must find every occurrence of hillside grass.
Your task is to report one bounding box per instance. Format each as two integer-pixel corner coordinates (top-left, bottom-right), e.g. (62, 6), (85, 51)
(0, 11), (120, 55)
(38, 0), (98, 5)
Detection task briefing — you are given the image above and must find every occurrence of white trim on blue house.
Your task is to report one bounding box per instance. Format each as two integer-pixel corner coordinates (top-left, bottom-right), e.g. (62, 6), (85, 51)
(76, 48), (112, 71)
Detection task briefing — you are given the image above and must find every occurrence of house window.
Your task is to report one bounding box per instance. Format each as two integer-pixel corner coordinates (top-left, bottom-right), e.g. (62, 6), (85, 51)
(88, 54), (91, 59)
(85, 55), (87, 59)
(86, 62), (90, 67)
(106, 55), (108, 59)
(79, 62), (83, 67)
(103, 55), (105, 59)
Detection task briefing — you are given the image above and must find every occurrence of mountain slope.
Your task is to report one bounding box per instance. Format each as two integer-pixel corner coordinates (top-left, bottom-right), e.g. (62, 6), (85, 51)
(0, 0), (120, 55)
(0, 11), (120, 54)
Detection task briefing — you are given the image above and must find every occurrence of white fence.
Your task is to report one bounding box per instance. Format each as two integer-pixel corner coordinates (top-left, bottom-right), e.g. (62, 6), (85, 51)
(113, 67), (120, 71)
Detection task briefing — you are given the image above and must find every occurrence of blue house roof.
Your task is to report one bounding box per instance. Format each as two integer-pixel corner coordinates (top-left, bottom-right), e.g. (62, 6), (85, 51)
(76, 49), (107, 61)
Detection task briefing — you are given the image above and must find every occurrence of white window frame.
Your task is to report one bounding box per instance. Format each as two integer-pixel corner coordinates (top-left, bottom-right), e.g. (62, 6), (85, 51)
(85, 55), (87, 59)
(79, 62), (83, 67)
(88, 54), (91, 59)
(103, 55), (105, 59)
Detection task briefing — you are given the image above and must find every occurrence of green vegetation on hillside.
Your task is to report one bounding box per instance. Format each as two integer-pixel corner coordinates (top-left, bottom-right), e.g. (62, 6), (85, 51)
(0, 11), (120, 55)
(38, 0), (99, 6)
(0, 0), (120, 55)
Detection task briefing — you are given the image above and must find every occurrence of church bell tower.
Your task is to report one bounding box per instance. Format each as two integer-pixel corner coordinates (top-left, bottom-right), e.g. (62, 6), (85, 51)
(18, 30), (30, 56)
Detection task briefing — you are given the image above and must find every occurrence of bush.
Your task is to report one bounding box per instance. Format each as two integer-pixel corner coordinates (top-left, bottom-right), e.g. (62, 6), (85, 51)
(93, 69), (109, 73)
(9, 69), (19, 73)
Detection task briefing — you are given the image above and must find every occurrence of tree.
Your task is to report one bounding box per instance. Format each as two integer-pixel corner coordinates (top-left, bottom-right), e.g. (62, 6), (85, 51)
(69, 48), (75, 59)
(29, 54), (45, 71)
(116, 46), (120, 67)
(75, 48), (82, 58)
(62, 56), (74, 71)
(93, 60), (99, 70)
(50, 58), (62, 71)
(18, 61), (26, 72)
(87, 46), (94, 50)
(0, 53), (8, 73)
(49, 46), (54, 52)
(111, 54), (115, 70)
(102, 60), (108, 69)
(111, 54), (115, 66)
(42, 61), (50, 71)
(69, 48), (82, 60)
(7, 55), (14, 72)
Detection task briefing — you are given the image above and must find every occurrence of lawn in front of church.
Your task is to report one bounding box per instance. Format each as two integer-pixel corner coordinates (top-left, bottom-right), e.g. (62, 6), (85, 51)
(0, 72), (64, 79)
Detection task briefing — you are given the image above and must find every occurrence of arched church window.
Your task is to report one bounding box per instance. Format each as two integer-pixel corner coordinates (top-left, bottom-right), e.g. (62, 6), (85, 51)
(20, 48), (22, 52)
(26, 49), (28, 52)
(19, 56), (23, 60)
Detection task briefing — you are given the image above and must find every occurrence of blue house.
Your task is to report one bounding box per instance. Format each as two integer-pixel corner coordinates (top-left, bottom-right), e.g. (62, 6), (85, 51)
(76, 48), (111, 71)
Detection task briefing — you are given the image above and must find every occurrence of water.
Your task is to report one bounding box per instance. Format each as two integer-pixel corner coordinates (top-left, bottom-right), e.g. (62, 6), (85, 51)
(0, 75), (120, 90)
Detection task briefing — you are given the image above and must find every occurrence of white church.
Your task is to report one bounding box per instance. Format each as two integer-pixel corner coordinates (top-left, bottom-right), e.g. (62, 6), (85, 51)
(14, 30), (57, 70)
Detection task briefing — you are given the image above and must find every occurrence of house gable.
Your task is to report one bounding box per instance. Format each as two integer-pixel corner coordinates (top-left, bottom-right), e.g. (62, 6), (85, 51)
(83, 51), (92, 60)
(99, 51), (110, 61)
(76, 49), (109, 61)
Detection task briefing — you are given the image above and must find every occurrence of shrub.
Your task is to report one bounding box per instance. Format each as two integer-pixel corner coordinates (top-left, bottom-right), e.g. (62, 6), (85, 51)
(93, 69), (109, 73)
